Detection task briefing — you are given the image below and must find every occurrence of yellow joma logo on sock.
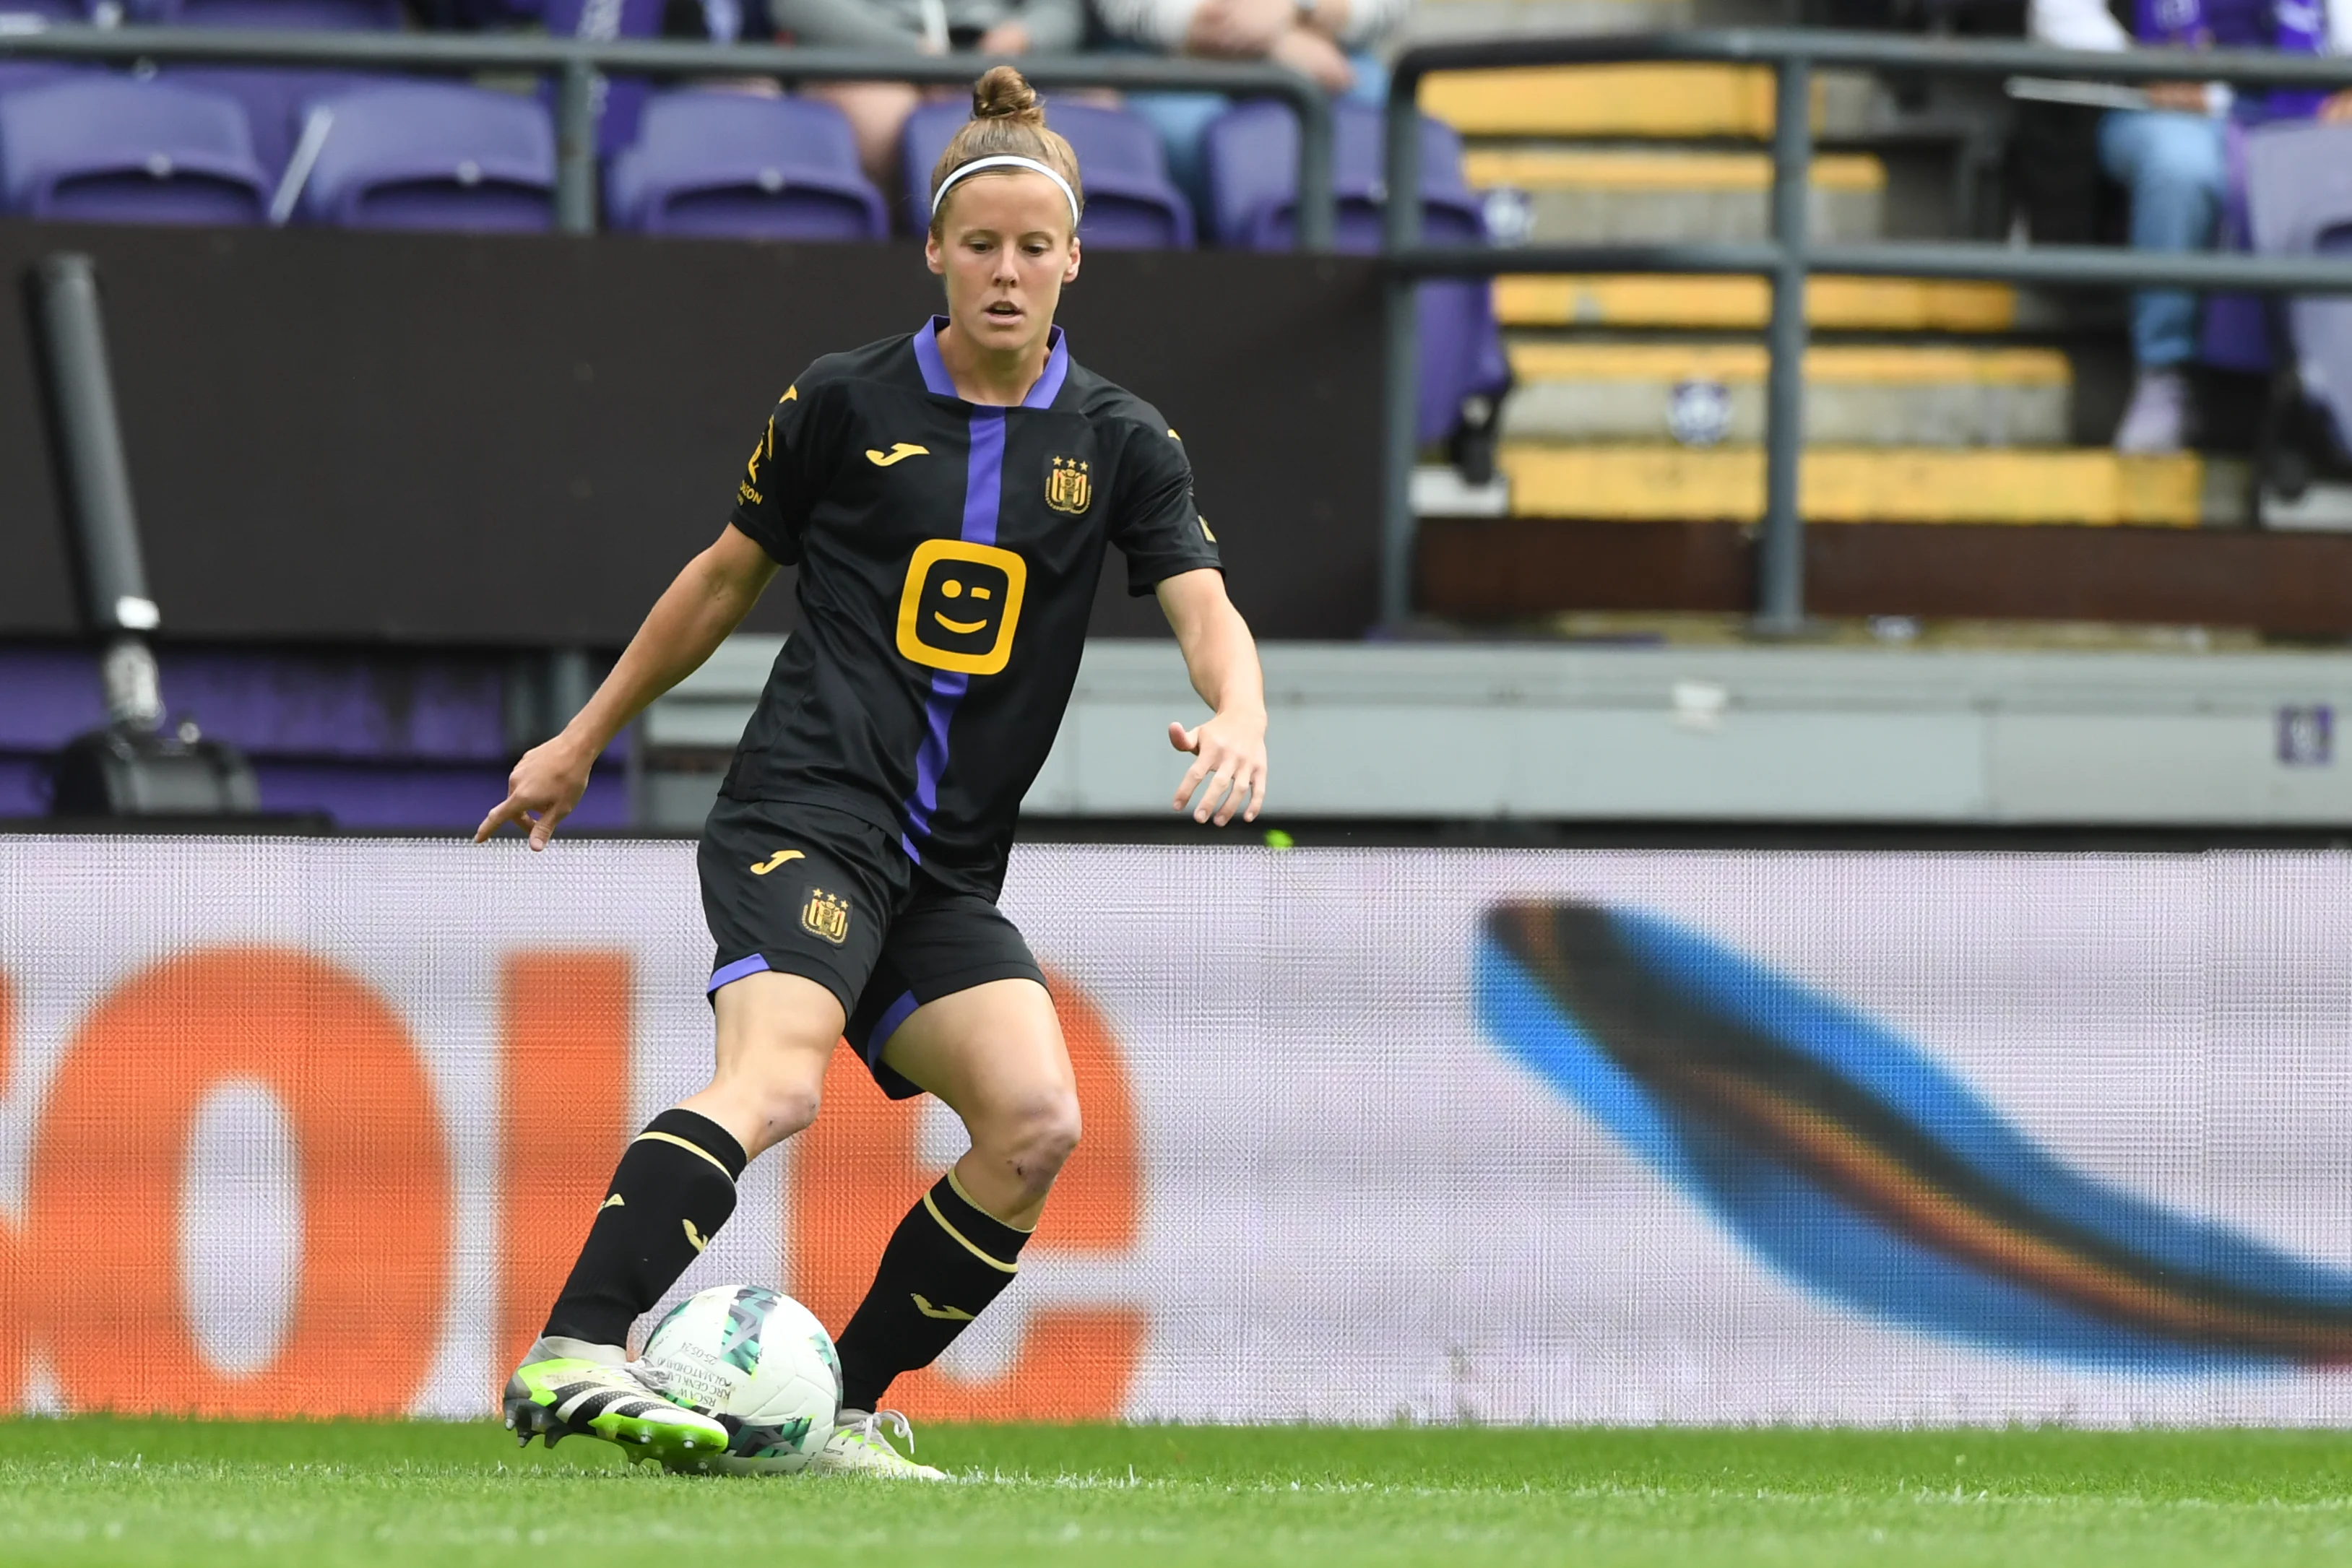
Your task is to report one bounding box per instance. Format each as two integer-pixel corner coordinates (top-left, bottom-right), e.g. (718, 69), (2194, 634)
(683, 1218), (711, 1254)
(911, 1294), (974, 1322)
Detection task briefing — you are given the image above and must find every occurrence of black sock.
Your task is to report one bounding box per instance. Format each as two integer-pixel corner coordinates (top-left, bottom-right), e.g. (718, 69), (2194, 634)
(540, 1107), (748, 1349)
(834, 1171), (1033, 1411)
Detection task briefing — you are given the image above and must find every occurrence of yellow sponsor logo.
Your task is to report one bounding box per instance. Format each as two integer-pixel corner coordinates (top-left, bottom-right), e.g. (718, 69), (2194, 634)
(600, 1193), (625, 1211)
(911, 1294), (975, 1322)
(1199, 516), (1216, 542)
(749, 849), (805, 875)
(865, 442), (930, 468)
(895, 538), (1027, 676)
(683, 1218), (711, 1254)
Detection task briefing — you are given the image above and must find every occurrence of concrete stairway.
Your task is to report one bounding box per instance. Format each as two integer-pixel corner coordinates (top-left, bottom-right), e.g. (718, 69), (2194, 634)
(1406, 31), (2198, 535)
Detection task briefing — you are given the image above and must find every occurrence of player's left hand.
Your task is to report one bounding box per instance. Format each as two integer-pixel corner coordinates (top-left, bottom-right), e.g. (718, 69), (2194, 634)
(475, 735), (594, 852)
(1169, 711), (1267, 826)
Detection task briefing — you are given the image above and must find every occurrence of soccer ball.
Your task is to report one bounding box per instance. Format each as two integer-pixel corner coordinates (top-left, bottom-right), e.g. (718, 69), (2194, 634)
(639, 1283), (842, 1474)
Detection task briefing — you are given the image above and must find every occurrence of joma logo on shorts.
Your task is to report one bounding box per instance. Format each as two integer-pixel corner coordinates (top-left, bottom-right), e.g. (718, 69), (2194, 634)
(801, 889), (850, 945)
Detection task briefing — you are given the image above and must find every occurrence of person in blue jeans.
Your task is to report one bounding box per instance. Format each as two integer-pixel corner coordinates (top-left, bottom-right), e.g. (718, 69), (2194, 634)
(2032, 0), (2352, 453)
(1091, 0), (1406, 222)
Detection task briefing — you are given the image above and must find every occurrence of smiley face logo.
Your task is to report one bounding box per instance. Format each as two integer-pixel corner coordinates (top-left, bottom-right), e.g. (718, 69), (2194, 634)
(895, 538), (1028, 675)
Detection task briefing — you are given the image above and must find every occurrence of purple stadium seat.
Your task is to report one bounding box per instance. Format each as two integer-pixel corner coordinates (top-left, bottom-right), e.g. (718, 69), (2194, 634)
(124, 0), (402, 27)
(0, 0), (86, 26)
(608, 90), (886, 241)
(0, 0), (94, 96)
(0, 77), (269, 225)
(0, 60), (90, 101)
(1203, 100), (1507, 449)
(293, 82), (554, 232)
(540, 0), (666, 157)
(901, 99), (1195, 248)
(1203, 99), (1482, 251)
(158, 67), (384, 179)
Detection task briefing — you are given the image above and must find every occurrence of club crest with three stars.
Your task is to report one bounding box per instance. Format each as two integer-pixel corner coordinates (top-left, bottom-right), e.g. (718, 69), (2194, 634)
(1046, 455), (1091, 514)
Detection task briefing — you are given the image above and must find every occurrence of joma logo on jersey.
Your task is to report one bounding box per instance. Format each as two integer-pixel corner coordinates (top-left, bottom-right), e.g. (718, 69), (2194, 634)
(1045, 456), (1091, 514)
(801, 888), (851, 945)
(896, 538), (1028, 676)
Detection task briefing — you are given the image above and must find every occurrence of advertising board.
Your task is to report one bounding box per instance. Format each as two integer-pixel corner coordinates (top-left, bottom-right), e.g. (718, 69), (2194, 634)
(2, 838), (2348, 1424)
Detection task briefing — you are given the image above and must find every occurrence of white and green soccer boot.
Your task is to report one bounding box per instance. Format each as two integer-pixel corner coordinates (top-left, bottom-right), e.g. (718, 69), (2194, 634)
(807, 1408), (951, 1481)
(503, 1335), (729, 1465)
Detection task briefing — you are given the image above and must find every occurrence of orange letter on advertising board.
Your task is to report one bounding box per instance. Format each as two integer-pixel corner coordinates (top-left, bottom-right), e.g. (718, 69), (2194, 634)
(0, 974), (21, 1408)
(27, 948), (451, 1416)
(789, 974), (1143, 1421)
(497, 953), (632, 1392)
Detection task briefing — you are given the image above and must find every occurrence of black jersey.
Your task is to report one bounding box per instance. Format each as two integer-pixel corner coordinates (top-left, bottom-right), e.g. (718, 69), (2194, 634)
(720, 317), (1222, 898)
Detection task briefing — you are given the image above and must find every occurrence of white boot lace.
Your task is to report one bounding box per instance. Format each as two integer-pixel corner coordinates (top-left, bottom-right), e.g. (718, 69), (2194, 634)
(844, 1408), (917, 1455)
(621, 1359), (683, 1402)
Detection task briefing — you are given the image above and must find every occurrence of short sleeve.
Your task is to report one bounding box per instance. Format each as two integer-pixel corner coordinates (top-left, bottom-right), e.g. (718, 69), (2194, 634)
(1107, 420), (1223, 597)
(727, 381), (823, 565)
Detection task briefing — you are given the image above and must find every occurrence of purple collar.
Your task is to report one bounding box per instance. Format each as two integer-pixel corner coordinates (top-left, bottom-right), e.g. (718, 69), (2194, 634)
(911, 315), (1070, 409)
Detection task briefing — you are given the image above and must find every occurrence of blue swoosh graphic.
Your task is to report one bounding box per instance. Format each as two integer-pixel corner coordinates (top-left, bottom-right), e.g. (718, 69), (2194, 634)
(1475, 901), (2352, 1373)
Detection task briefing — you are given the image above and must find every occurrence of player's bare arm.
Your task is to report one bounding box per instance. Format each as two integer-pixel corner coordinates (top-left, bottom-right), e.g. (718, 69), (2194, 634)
(1159, 566), (1268, 826)
(475, 523), (778, 850)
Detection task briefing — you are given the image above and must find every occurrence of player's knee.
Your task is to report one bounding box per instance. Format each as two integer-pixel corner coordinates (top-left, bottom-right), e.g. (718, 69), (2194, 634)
(762, 1083), (823, 1140)
(708, 1073), (820, 1156)
(990, 1088), (1082, 1190)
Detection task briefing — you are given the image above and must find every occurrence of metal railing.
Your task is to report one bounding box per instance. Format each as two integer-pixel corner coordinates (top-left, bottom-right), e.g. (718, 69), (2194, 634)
(1385, 30), (2352, 633)
(0, 26), (1335, 245)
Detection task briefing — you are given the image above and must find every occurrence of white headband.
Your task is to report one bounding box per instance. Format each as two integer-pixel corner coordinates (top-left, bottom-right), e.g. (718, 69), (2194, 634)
(930, 154), (1081, 226)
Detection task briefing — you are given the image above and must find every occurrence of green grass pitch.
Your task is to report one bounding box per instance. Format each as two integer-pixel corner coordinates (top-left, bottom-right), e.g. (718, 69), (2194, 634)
(3, 1418), (2349, 1566)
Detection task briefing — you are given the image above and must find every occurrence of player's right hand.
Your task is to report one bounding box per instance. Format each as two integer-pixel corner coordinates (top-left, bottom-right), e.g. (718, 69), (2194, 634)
(475, 735), (593, 852)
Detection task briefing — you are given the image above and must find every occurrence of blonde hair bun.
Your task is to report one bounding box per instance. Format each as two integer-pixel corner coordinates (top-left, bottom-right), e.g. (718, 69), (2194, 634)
(928, 65), (1084, 229)
(972, 64), (1043, 124)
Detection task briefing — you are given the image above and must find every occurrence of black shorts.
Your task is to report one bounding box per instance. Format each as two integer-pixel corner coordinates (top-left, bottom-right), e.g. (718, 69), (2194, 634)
(699, 796), (1043, 1099)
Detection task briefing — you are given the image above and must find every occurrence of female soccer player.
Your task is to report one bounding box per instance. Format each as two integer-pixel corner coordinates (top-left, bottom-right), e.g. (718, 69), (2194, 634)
(480, 66), (1267, 1479)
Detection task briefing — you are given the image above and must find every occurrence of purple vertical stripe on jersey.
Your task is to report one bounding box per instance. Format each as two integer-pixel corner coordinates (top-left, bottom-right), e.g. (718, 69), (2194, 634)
(896, 316), (1058, 862)
(897, 403), (1008, 859)
(706, 952), (771, 994)
(962, 406), (1008, 544)
(901, 668), (970, 853)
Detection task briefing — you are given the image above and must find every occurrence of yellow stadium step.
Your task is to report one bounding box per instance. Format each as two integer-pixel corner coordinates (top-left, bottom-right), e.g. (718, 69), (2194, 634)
(1463, 150), (1887, 244)
(1495, 274), (2023, 332)
(1463, 150), (1886, 194)
(1497, 444), (2212, 526)
(1424, 64), (1872, 139)
(1503, 342), (2072, 446)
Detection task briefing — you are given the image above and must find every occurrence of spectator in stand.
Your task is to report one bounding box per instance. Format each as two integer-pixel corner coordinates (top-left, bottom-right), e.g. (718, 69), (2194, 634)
(769, 0), (1085, 188)
(2030, 0), (2352, 453)
(1092, 0), (1407, 217)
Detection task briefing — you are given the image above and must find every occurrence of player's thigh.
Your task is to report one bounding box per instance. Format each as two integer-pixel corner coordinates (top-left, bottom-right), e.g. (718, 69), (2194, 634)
(709, 969), (843, 1102)
(880, 976), (1074, 1142)
(698, 797), (899, 1117)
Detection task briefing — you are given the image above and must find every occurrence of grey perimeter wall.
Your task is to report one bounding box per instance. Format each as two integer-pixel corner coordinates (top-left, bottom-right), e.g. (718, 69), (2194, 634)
(644, 638), (2352, 828)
